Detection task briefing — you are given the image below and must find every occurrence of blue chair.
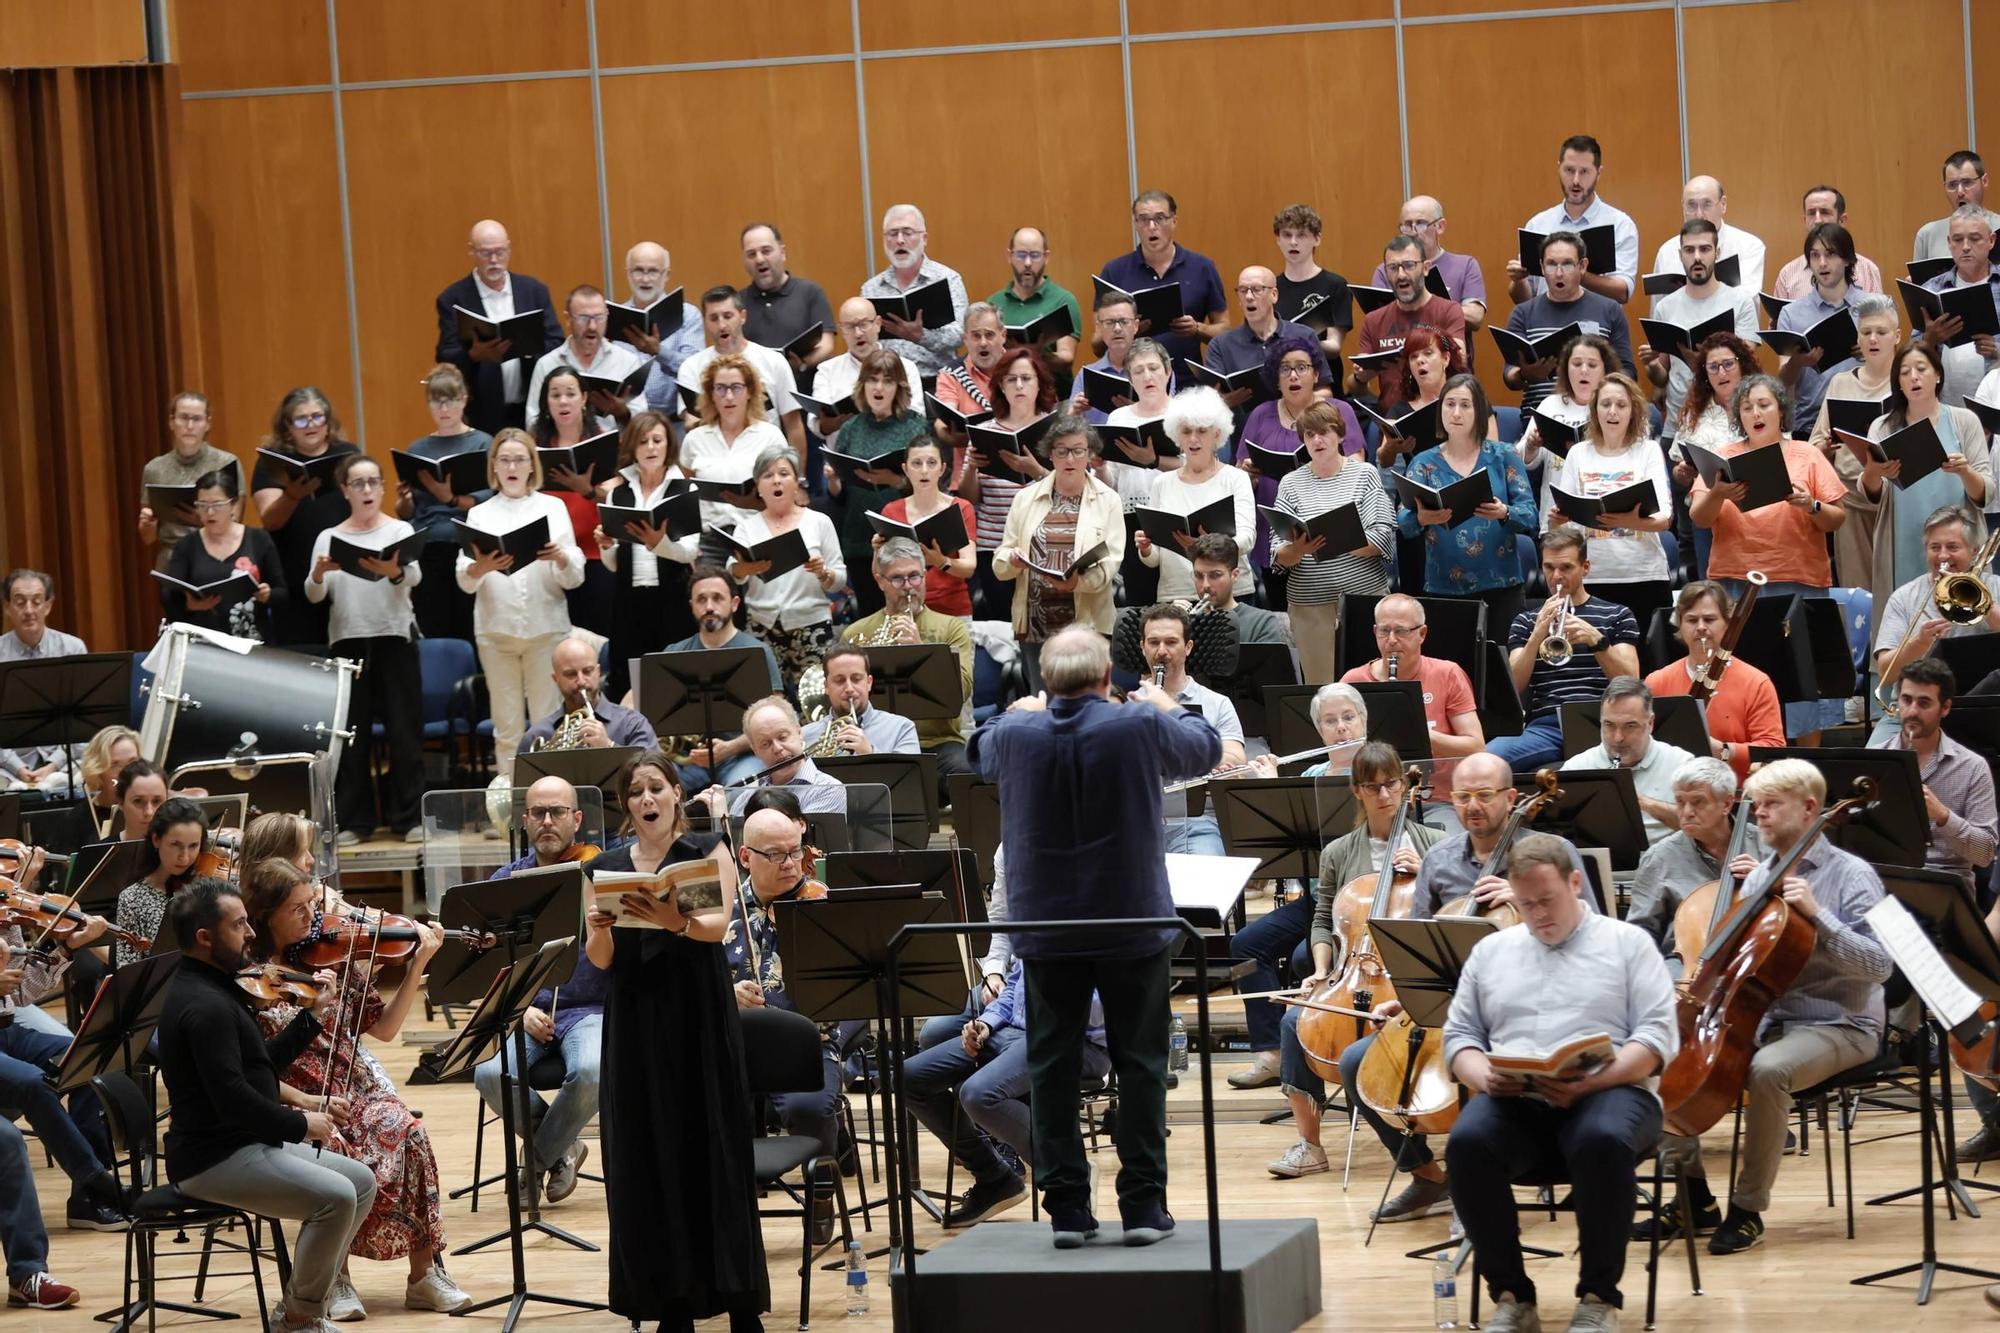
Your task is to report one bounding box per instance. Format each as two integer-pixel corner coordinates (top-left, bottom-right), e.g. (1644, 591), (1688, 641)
(1492, 405), (1523, 445)
(973, 643), (1026, 722)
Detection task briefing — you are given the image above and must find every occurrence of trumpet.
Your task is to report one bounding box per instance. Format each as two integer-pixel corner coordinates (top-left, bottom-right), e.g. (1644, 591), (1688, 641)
(1876, 533), (2000, 716)
(1537, 589), (1579, 666)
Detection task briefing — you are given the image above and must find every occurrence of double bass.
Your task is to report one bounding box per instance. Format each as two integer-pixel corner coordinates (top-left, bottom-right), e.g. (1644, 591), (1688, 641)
(1354, 769), (1565, 1134)
(1661, 778), (1875, 1137)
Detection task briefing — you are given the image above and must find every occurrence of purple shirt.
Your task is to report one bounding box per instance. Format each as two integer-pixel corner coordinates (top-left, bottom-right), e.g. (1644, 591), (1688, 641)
(1371, 249), (1487, 310)
(1098, 244), (1228, 364)
(1230, 399), (1365, 570)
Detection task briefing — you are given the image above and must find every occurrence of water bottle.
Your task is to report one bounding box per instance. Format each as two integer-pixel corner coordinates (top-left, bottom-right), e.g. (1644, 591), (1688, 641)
(1168, 1014), (1189, 1089)
(845, 1241), (868, 1316)
(1431, 1252), (1459, 1329)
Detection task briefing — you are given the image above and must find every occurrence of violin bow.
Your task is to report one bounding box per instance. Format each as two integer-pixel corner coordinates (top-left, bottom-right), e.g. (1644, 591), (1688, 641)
(335, 909), (389, 1113)
(313, 918), (365, 1155)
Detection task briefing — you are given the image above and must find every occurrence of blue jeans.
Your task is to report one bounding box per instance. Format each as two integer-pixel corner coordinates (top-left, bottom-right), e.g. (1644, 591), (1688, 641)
(1488, 712), (1564, 771)
(0, 1119), (47, 1286)
(1334, 1031), (1433, 1171)
(904, 1026), (1077, 1186)
(1164, 815), (1223, 857)
(472, 1013), (602, 1171)
(1230, 896), (1315, 1051)
(918, 990), (982, 1053)
(771, 1046), (844, 1159)
(0, 1021), (108, 1193)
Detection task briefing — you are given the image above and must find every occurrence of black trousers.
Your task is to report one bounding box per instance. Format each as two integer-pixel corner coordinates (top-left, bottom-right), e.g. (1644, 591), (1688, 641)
(333, 633), (425, 834)
(1446, 1085), (1660, 1310)
(565, 559), (617, 639)
(1024, 947), (1171, 1220)
(608, 573), (694, 703)
(929, 740), (974, 809)
(412, 542), (476, 643)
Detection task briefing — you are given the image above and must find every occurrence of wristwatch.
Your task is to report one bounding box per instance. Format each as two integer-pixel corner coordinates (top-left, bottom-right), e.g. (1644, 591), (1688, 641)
(1810, 499), (1823, 515)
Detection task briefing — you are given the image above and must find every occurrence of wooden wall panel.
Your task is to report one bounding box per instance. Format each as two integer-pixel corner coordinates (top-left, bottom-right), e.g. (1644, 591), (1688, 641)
(0, 0), (145, 66)
(1404, 8), (1679, 402)
(594, 0), (851, 66)
(862, 45), (1130, 311)
(1404, 0), (1649, 14)
(335, 0), (589, 83)
(342, 78), (603, 450)
(1129, 28), (1403, 304)
(1686, 0), (1967, 288)
(179, 93), (351, 465)
(601, 63), (868, 325)
(1127, 0), (1391, 34)
(168, 0), (330, 93)
(858, 0), (1120, 50)
(1970, 0), (2000, 198)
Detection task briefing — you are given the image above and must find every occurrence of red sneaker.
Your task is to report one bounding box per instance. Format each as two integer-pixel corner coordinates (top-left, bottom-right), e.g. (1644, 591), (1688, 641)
(8, 1273), (81, 1309)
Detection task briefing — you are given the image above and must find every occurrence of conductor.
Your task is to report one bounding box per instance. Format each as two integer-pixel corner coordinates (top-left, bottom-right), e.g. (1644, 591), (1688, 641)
(967, 625), (1219, 1248)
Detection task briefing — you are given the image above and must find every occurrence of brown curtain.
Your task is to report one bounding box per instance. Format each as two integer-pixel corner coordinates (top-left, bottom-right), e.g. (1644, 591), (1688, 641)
(0, 63), (201, 652)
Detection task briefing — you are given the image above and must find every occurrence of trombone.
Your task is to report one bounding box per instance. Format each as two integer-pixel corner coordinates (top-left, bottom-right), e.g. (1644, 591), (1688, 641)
(1876, 534), (2000, 716)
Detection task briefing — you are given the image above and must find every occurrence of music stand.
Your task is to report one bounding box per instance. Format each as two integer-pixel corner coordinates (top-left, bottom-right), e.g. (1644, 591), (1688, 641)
(1942, 696), (2000, 792)
(1559, 697), (1711, 759)
(189, 794), (249, 832)
(1211, 777), (1353, 880)
(170, 754), (320, 824)
(1211, 642), (1301, 742)
(1801, 596), (1860, 699)
(1936, 634), (2000, 696)
(1263, 684), (1322, 758)
(0, 652), (131, 795)
(1733, 593), (1822, 706)
(1353, 680), (1433, 758)
(816, 753), (940, 848)
(1851, 871), (2000, 1304)
(514, 746), (641, 800)
(1336, 593), (1485, 682)
(0, 793), (19, 840)
(1479, 640), (1525, 736)
(1528, 768), (1650, 873)
(1748, 747), (1927, 868)
(65, 839), (153, 917)
(943, 775), (1002, 887)
(636, 647), (769, 773)
(860, 642), (965, 722)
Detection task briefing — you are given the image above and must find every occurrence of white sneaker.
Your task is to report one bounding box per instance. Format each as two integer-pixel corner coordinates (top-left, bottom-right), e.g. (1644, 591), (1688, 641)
(1486, 1293), (1542, 1333)
(1565, 1294), (1617, 1331)
(404, 1266), (472, 1314)
(545, 1142), (587, 1203)
(1267, 1140), (1330, 1178)
(325, 1275), (365, 1322)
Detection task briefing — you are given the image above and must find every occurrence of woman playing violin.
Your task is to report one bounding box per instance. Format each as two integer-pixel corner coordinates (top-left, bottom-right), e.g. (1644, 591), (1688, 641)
(113, 796), (208, 968)
(238, 856), (470, 1317)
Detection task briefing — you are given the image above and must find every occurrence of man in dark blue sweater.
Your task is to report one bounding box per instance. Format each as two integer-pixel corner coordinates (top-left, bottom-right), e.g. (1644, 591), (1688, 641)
(968, 625), (1219, 1248)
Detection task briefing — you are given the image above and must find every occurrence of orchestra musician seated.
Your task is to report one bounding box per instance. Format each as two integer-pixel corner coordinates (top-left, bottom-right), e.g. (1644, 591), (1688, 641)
(1444, 834), (1678, 1333)
(1866, 505), (2000, 746)
(715, 697), (847, 816)
(1642, 581), (1784, 782)
(1649, 759), (1890, 1255)
(1492, 525), (1641, 771)
(1867, 658), (1996, 891)
(1144, 602), (1245, 856)
(842, 537), (977, 803)
(798, 644), (920, 756)
(1627, 757), (1760, 956)
(902, 959), (1109, 1228)
(1338, 593), (1484, 776)
(518, 635), (659, 755)
(474, 774), (603, 1205)
(1187, 534), (1290, 647)
(1558, 678), (1698, 843)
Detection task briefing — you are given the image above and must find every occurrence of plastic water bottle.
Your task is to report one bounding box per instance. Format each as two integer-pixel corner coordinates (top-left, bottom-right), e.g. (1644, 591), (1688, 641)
(845, 1241), (868, 1316)
(1168, 1014), (1188, 1089)
(1431, 1252), (1459, 1329)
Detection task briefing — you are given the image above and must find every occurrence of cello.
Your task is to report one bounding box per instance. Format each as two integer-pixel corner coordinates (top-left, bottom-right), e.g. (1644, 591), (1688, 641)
(1295, 765), (1425, 1082)
(1436, 768), (1565, 930)
(1670, 788), (1757, 982)
(1660, 778), (1875, 1138)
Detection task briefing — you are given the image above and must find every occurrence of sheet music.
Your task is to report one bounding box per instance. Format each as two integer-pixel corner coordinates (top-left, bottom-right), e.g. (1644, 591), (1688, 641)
(1865, 896), (1984, 1028)
(1166, 853), (1260, 921)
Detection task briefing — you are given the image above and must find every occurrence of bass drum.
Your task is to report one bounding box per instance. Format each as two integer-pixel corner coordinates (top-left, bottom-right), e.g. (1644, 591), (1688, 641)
(141, 628), (358, 774)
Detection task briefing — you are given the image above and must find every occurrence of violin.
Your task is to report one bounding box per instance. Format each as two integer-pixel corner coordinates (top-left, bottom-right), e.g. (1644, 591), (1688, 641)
(289, 910), (495, 969)
(1671, 788), (1757, 983)
(0, 879), (151, 954)
(1660, 778), (1875, 1137)
(236, 962), (323, 1009)
(0, 839), (69, 874)
(1436, 768), (1565, 931)
(558, 843), (601, 866)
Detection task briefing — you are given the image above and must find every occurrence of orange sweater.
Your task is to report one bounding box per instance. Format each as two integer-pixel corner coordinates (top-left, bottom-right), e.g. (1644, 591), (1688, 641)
(1646, 656), (1787, 781)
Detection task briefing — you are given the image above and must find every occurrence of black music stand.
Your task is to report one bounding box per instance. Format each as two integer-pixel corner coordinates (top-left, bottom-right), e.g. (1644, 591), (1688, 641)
(1851, 872), (2000, 1304)
(1937, 634), (2000, 698)
(0, 793), (19, 840)
(1212, 642), (1301, 742)
(0, 652), (131, 795)
(860, 642), (965, 722)
(1479, 640), (1525, 736)
(432, 940), (605, 1331)
(514, 746), (641, 799)
(1211, 777), (1353, 880)
(65, 839), (153, 918)
(943, 775), (1002, 887)
(1354, 680), (1433, 758)
(1336, 594), (1485, 682)
(1529, 768), (1650, 874)
(1559, 697), (1711, 759)
(815, 753), (939, 848)
(637, 647), (769, 779)
(777, 888), (965, 1255)
(1942, 696), (2000, 792)
(1748, 747), (1927, 868)
(169, 755), (320, 827)
(1735, 593), (1856, 705)
(1263, 683), (1322, 758)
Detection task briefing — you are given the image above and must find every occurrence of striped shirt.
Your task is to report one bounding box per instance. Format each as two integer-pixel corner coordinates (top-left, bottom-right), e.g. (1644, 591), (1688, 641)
(1505, 595), (1640, 719)
(1738, 836), (1890, 1039)
(1267, 463), (1395, 606)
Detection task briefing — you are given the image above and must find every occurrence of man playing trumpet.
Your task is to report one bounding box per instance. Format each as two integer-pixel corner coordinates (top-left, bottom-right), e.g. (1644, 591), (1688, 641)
(1491, 527), (1641, 770)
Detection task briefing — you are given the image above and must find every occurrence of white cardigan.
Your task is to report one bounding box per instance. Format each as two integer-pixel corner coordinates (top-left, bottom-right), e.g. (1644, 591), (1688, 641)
(454, 490), (585, 640)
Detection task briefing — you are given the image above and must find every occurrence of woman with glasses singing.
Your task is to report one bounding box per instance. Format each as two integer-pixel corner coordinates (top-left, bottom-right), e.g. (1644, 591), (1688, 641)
(139, 390), (242, 573)
(992, 416), (1125, 693)
(304, 454), (425, 847)
(159, 467), (284, 642)
(251, 386), (360, 645)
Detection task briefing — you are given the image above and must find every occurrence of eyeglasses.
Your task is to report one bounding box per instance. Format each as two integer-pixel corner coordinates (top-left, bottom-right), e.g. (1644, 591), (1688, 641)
(172, 413), (208, 425)
(525, 805), (574, 823)
(1234, 285), (1274, 297)
(289, 412), (328, 429)
(193, 499), (233, 513)
(1100, 316), (1136, 330)
(1383, 262), (1421, 276)
(1355, 781), (1404, 796)
(1049, 445), (1091, 459)
(1374, 623), (1421, 637)
(628, 266), (664, 279)
(1399, 218), (1441, 231)
(744, 844), (807, 865)
(1134, 213), (1174, 227)
(1543, 260), (1580, 273)
(1010, 250), (1046, 263)
(1705, 359), (1739, 375)
(1449, 788), (1505, 806)
(885, 571), (925, 586)
(711, 383), (749, 397)
(345, 477), (384, 490)
(839, 318), (880, 331)
(471, 246), (510, 261)
(570, 312), (607, 326)
(884, 227), (922, 241)
(1278, 362), (1315, 378)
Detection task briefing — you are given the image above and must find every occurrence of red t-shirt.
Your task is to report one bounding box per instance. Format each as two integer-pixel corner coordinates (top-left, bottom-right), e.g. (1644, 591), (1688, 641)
(1340, 654), (1478, 783)
(881, 495), (977, 617)
(1359, 296), (1468, 412)
(553, 489), (601, 563)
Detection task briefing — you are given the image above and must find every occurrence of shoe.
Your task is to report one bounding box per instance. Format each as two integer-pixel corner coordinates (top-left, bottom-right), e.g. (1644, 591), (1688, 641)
(1267, 1139), (1330, 1179)
(8, 1274), (80, 1309)
(402, 826), (425, 843)
(1985, 1282), (2000, 1313)
(990, 1140), (1023, 1181)
(943, 1173), (1026, 1228)
(1708, 1206), (1764, 1255)
(1484, 1293), (1542, 1333)
(1049, 1205), (1099, 1249)
(64, 1197), (129, 1232)
(1121, 1202), (1175, 1246)
(1226, 1051), (1281, 1090)
(1959, 1124), (2000, 1163)
(268, 1314), (335, 1333)
(403, 1265), (471, 1313)
(325, 1274), (365, 1321)
(1782, 1128), (1798, 1155)
(545, 1142), (587, 1203)
(1371, 1173), (1451, 1223)
(1632, 1192), (1720, 1241)
(1565, 1294), (1617, 1331)
(335, 830), (362, 849)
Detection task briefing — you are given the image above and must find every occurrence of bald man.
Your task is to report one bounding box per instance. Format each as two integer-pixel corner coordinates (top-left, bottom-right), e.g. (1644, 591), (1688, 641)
(517, 636), (659, 755)
(1650, 175), (1767, 297)
(810, 297), (923, 436)
(615, 240), (705, 409)
(435, 218), (563, 433)
(1370, 195), (1488, 332)
(1203, 265), (1332, 413)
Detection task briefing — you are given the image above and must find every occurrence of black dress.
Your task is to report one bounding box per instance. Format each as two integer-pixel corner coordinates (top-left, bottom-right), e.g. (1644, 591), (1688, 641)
(596, 834), (770, 1327)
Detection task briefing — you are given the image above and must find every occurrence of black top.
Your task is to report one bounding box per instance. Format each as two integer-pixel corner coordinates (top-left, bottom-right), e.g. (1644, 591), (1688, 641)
(157, 956), (320, 1181)
(252, 441), (359, 645)
(163, 526), (288, 641)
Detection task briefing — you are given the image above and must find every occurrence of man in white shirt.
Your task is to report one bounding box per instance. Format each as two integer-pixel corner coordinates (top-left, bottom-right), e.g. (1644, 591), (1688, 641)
(0, 570), (88, 788)
(434, 219), (562, 434)
(614, 241), (706, 415)
(676, 286), (808, 470)
(809, 297), (923, 438)
(1559, 678), (1698, 844)
(721, 697), (847, 816)
(860, 204), (969, 377)
(1913, 150), (2000, 262)
(1917, 206), (2000, 410)
(1507, 134), (1641, 304)
(1639, 220), (1760, 426)
(1771, 185), (1885, 299)
(523, 285), (651, 436)
(798, 644), (920, 756)
(1649, 176), (1767, 299)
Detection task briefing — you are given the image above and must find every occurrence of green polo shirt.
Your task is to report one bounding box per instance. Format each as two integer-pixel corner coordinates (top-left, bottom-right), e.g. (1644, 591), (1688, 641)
(988, 280), (1082, 348)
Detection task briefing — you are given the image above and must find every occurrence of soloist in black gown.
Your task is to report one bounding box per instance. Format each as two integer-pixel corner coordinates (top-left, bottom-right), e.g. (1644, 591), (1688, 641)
(597, 833), (770, 1328)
